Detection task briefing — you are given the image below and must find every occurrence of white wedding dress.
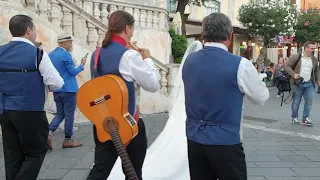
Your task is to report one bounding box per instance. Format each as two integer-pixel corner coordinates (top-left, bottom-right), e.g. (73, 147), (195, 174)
(107, 41), (204, 180)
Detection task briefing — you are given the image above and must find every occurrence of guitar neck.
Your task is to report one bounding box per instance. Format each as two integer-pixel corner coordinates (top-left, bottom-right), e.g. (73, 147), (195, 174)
(109, 130), (138, 180)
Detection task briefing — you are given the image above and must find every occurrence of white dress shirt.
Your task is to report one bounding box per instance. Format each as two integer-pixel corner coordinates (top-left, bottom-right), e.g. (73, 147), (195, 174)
(299, 56), (313, 82)
(11, 37), (64, 90)
(205, 42), (269, 105)
(118, 49), (160, 92)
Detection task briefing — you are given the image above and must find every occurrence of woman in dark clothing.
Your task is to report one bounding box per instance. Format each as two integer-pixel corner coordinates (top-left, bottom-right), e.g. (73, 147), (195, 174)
(274, 57), (286, 96)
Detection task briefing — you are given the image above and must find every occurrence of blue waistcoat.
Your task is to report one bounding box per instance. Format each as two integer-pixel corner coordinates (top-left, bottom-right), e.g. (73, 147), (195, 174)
(182, 46), (244, 145)
(49, 47), (84, 93)
(90, 42), (136, 116)
(0, 41), (45, 113)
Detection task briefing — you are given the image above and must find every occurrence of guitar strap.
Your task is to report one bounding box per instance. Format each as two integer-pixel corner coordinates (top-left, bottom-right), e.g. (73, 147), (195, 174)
(92, 47), (140, 122)
(93, 47), (102, 78)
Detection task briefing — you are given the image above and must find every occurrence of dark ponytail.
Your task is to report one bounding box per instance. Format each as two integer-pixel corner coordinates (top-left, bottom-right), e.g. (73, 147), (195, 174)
(102, 30), (112, 47)
(101, 10), (135, 48)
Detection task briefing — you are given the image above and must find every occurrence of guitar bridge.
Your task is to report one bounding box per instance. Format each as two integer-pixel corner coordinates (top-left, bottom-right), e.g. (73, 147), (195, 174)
(89, 94), (111, 107)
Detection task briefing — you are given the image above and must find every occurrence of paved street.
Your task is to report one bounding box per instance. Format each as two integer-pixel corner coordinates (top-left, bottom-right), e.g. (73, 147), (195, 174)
(0, 88), (320, 179)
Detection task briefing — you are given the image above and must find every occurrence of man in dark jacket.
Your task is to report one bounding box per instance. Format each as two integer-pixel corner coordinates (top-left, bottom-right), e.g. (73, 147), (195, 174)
(285, 42), (320, 126)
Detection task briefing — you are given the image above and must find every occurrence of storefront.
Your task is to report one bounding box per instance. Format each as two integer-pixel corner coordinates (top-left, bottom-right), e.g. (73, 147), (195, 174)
(181, 20), (250, 56)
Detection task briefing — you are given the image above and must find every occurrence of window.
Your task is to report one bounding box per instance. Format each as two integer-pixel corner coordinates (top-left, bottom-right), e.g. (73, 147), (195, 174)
(290, 0), (296, 4)
(167, 0), (177, 13)
(204, 0), (220, 16)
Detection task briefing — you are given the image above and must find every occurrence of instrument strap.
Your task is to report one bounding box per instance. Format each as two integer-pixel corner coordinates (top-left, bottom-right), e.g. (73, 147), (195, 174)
(93, 47), (102, 78)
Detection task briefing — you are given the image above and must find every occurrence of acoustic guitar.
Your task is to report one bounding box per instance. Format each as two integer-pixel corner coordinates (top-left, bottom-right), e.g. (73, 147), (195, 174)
(76, 48), (139, 180)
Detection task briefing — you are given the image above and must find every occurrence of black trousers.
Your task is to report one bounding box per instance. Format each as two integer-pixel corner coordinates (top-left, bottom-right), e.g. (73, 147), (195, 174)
(0, 110), (49, 180)
(187, 139), (247, 180)
(86, 119), (147, 180)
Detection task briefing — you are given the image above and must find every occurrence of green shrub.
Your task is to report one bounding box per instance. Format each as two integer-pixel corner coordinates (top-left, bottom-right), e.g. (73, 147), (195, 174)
(169, 28), (188, 63)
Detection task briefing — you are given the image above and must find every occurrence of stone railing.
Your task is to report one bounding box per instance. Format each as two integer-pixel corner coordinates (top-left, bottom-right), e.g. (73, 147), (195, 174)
(23, 0), (170, 92)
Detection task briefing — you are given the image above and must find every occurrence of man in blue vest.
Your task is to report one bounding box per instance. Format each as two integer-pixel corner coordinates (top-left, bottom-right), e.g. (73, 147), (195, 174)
(0, 14), (64, 180)
(86, 10), (160, 180)
(47, 33), (87, 150)
(182, 13), (269, 180)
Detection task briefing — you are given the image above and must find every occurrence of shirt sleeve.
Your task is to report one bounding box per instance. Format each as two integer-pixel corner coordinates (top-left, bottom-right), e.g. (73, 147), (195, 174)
(62, 52), (84, 76)
(237, 58), (269, 105)
(119, 49), (160, 92)
(38, 51), (64, 90)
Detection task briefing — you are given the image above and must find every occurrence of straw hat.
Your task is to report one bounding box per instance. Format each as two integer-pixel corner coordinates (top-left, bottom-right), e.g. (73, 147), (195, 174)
(57, 33), (74, 43)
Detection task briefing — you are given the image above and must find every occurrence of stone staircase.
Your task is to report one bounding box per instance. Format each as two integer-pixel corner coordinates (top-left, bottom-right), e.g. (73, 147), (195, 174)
(0, 0), (172, 122)
(25, 0), (171, 92)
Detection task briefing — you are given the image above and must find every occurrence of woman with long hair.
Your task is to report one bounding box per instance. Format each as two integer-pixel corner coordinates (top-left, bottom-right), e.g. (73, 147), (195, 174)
(108, 40), (203, 180)
(86, 10), (160, 180)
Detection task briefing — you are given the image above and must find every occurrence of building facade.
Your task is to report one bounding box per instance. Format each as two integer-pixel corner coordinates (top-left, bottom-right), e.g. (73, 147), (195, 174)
(300, 0), (320, 9)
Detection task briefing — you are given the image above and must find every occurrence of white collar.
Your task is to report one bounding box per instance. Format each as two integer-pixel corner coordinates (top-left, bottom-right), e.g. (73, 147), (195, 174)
(204, 42), (228, 51)
(11, 37), (35, 46)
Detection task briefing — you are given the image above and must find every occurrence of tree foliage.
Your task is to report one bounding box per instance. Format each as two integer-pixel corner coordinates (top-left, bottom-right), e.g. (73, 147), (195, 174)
(238, 0), (298, 45)
(294, 8), (320, 46)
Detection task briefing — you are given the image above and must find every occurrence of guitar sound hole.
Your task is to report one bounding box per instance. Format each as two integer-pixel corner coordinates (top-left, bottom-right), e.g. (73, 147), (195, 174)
(89, 94), (111, 107)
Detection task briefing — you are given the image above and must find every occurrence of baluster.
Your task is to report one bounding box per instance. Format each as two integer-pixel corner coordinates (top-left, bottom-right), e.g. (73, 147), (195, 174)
(124, 7), (133, 15)
(61, 6), (73, 34)
(81, 18), (88, 40)
(159, 70), (168, 92)
(100, 4), (108, 25)
(38, 0), (48, 18)
(87, 22), (98, 48)
(73, 14), (82, 39)
(117, 6), (124, 11)
(73, 12), (87, 41)
(139, 10), (146, 27)
(93, 2), (100, 20)
(47, 0), (51, 15)
(152, 11), (159, 28)
(109, 5), (117, 16)
(133, 8), (140, 26)
(146, 10), (153, 28)
(83, 1), (93, 15)
(97, 29), (105, 48)
(49, 0), (62, 28)
(25, 0), (35, 11)
(134, 82), (140, 115)
(158, 12), (165, 30)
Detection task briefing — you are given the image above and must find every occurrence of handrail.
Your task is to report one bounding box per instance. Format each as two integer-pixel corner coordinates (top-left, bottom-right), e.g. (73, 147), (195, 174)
(56, 0), (107, 31)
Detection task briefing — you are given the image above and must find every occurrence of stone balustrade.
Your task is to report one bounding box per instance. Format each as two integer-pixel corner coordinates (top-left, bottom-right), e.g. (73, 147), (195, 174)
(80, 0), (168, 31)
(20, 0), (170, 92)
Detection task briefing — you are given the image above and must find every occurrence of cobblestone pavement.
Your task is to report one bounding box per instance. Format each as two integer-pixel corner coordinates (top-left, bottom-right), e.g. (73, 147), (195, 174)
(1, 88), (320, 179)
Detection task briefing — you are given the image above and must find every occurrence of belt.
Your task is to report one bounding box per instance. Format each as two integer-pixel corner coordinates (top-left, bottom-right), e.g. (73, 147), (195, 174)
(0, 69), (38, 73)
(188, 118), (217, 125)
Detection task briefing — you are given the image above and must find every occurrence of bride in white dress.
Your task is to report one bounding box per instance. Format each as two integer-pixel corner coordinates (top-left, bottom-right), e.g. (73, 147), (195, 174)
(107, 40), (204, 180)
